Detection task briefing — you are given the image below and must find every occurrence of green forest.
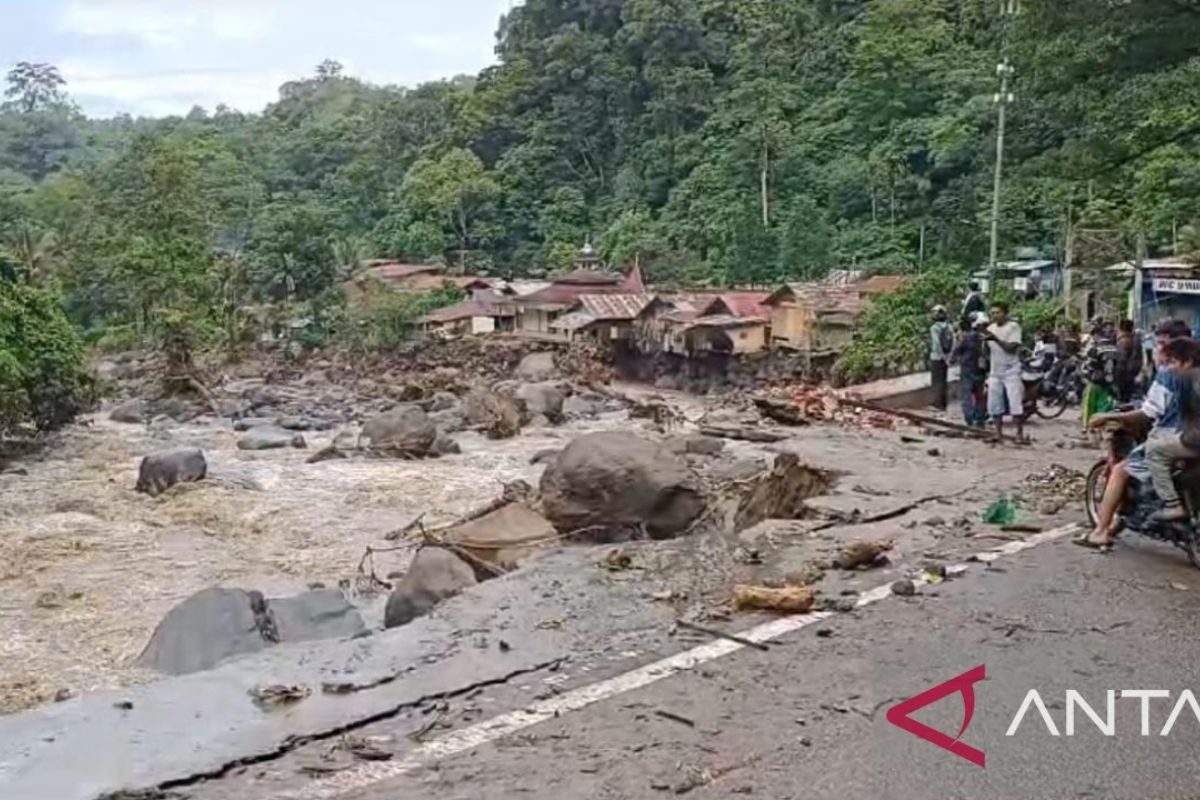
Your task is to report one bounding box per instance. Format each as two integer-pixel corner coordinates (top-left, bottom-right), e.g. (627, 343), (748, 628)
(2, 0), (1200, 430)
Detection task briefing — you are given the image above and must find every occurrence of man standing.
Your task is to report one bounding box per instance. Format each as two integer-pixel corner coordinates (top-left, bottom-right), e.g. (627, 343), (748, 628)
(929, 305), (954, 411)
(960, 281), (985, 329)
(984, 301), (1024, 441)
(952, 312), (989, 427)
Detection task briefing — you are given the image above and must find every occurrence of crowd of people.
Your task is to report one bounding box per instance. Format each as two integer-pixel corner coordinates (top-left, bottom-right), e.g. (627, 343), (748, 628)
(924, 282), (1200, 549)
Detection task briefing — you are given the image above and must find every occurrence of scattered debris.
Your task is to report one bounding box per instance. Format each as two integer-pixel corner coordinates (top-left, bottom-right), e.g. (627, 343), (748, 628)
(831, 539), (894, 570)
(698, 425), (789, 443)
(753, 397), (811, 427)
(892, 579), (917, 597)
(1021, 465), (1086, 510)
(982, 497), (1018, 526)
(249, 683), (311, 710)
(600, 548), (633, 571)
(732, 584), (814, 614)
(675, 618), (770, 651)
(654, 708), (696, 727)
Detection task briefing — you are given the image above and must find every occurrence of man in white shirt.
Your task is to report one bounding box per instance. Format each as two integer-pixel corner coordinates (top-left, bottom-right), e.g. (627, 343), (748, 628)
(984, 301), (1024, 441)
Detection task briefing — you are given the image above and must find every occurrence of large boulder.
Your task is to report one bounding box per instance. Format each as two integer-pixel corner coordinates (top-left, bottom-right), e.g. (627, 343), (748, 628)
(463, 387), (522, 439)
(384, 547), (478, 629)
(444, 502), (556, 572)
(540, 432), (706, 542)
(359, 405), (437, 456)
(109, 399), (145, 424)
(515, 351), (559, 382)
(136, 587), (365, 675)
(563, 391), (618, 420)
(135, 588), (270, 675)
(515, 382), (565, 425)
(269, 589), (366, 642)
(237, 427), (307, 451)
(136, 448), (207, 497)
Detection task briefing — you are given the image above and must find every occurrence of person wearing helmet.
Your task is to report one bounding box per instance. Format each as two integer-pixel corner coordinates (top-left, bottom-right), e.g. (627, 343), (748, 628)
(952, 311), (990, 427)
(929, 305), (954, 411)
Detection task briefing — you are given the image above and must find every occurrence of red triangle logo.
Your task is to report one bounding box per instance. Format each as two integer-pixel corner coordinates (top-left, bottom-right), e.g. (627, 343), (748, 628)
(886, 664), (987, 767)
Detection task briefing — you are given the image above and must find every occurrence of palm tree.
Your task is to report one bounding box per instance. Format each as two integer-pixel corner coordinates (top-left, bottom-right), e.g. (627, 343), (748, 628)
(1, 224), (61, 282)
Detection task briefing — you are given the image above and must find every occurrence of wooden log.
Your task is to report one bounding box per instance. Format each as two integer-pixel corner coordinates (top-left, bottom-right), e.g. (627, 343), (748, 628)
(836, 398), (1003, 441)
(698, 425), (790, 443)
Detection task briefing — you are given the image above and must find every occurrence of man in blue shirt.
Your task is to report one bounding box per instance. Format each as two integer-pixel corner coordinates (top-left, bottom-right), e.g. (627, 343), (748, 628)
(1081, 319), (1193, 550)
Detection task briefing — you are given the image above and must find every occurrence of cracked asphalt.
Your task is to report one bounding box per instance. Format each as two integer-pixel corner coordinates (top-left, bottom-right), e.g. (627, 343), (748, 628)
(296, 534), (1200, 800)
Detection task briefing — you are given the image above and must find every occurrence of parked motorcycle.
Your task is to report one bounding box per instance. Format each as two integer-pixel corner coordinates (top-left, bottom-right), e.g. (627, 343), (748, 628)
(1033, 356), (1083, 419)
(1084, 415), (1200, 567)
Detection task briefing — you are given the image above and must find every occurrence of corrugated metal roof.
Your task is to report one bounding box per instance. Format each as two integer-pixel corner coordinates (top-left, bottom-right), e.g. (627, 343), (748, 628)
(550, 311), (597, 331)
(553, 269), (625, 286)
(698, 292), (771, 318)
(365, 262), (443, 281)
(764, 283), (864, 315)
(686, 314), (768, 329)
(520, 282), (632, 309)
(418, 300), (514, 324)
(576, 293), (653, 321)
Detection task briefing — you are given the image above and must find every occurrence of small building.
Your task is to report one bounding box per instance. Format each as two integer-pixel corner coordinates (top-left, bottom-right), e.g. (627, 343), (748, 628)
(549, 293), (653, 343)
(972, 251), (1062, 297)
(681, 314), (768, 355)
(1107, 256), (1200, 333)
(762, 283), (862, 353)
(417, 298), (515, 337)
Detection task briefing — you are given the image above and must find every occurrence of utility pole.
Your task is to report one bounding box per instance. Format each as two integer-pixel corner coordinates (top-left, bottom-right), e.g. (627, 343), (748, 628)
(988, 0), (1019, 283)
(988, 60), (1014, 278)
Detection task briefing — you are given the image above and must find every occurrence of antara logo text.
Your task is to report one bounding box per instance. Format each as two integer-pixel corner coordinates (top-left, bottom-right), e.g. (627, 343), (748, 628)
(886, 665), (1200, 767)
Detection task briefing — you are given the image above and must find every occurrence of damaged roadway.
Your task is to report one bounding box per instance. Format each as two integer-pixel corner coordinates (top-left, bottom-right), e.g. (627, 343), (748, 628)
(0, 377), (1111, 800)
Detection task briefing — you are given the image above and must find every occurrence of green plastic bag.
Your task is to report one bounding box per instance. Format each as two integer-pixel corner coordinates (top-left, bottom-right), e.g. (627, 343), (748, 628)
(982, 496), (1017, 526)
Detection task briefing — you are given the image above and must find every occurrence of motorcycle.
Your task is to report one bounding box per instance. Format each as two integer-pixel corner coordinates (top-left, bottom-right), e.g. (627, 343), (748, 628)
(1032, 355), (1084, 420)
(1084, 414), (1200, 568)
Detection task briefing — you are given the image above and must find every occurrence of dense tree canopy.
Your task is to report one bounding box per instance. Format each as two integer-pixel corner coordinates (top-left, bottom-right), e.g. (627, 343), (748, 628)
(1, 0), (1199, 337)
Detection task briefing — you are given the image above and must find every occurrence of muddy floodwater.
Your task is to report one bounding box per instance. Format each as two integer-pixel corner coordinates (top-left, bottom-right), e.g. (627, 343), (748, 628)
(0, 408), (631, 714)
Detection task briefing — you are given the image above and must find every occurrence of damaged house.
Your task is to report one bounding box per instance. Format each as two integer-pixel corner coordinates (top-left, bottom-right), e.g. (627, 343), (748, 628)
(762, 283), (863, 354)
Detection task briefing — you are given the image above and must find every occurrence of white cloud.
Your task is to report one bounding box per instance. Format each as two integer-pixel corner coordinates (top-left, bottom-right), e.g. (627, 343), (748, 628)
(58, 0), (275, 48)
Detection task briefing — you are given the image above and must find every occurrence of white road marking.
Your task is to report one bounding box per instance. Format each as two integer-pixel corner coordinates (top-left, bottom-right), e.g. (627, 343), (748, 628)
(287, 523), (1080, 799)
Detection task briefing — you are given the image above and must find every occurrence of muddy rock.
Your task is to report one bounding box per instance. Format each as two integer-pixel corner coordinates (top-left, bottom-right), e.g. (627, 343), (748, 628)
(464, 387), (522, 440)
(237, 427), (307, 451)
(515, 382), (565, 424)
(429, 405), (467, 433)
(152, 397), (202, 423)
(515, 351), (559, 382)
(233, 416), (277, 432)
(432, 430), (462, 455)
(426, 391), (460, 413)
(530, 448), (559, 465)
(135, 448), (207, 497)
(540, 431), (706, 541)
(137, 588), (365, 675)
(108, 399), (146, 424)
(563, 391), (613, 420)
(360, 405), (437, 456)
(445, 502), (556, 572)
(384, 547), (478, 629)
(665, 435), (726, 457)
(277, 415), (333, 432)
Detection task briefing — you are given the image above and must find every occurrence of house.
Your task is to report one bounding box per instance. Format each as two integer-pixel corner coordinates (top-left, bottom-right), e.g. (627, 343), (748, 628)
(343, 260), (494, 303)
(972, 250), (1062, 297)
(762, 283), (863, 353)
(681, 314), (769, 355)
(1106, 256), (1200, 333)
(550, 293), (653, 343)
(634, 294), (706, 355)
(417, 295), (515, 337)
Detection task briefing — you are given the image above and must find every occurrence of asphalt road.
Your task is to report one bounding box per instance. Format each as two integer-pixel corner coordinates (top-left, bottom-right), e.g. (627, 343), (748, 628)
(292, 532), (1200, 800)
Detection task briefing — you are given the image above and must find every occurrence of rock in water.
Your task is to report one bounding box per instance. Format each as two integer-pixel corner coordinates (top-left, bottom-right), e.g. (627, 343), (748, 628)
(515, 382), (565, 424)
(540, 431), (705, 541)
(432, 430), (462, 455)
(135, 448), (207, 497)
(137, 588), (365, 675)
(463, 387), (522, 439)
(135, 588), (268, 674)
(237, 427), (307, 450)
(109, 399), (145, 424)
(359, 405), (437, 456)
(515, 351), (559, 382)
(384, 547), (478, 629)
(269, 589), (366, 642)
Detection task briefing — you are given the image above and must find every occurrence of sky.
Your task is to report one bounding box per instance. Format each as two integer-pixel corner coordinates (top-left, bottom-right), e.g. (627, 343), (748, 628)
(0, 0), (513, 117)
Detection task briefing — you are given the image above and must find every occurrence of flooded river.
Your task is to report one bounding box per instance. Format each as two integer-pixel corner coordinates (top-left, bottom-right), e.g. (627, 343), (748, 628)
(0, 407), (627, 714)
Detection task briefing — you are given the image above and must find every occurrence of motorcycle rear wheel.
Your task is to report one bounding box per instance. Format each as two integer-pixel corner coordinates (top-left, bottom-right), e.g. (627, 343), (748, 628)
(1184, 529), (1200, 569)
(1036, 393), (1069, 420)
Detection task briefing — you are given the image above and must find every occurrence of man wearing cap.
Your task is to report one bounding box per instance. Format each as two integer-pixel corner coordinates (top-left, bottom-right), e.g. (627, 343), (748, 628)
(929, 305), (954, 411)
